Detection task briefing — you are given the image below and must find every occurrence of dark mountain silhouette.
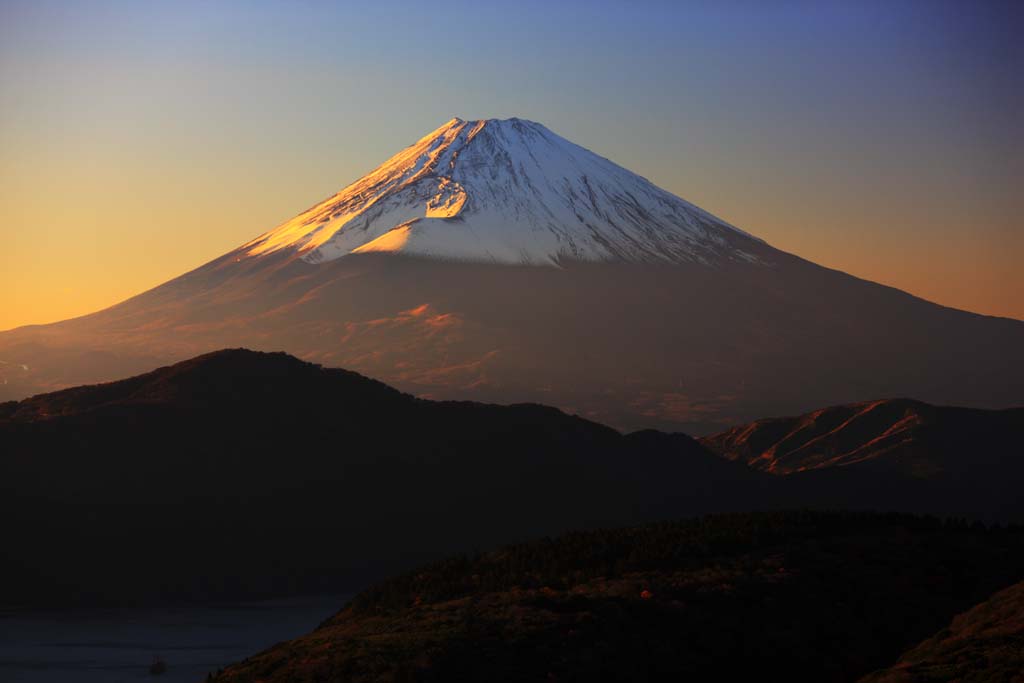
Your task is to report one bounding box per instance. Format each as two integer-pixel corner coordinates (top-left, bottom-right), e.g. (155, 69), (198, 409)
(2, 351), (1022, 607)
(205, 511), (1024, 683)
(0, 349), (766, 607)
(859, 578), (1024, 683)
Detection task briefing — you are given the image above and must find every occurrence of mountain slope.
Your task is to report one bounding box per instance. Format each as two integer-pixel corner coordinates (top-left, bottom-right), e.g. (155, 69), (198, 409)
(859, 579), (1024, 683)
(243, 117), (761, 266)
(0, 118), (1021, 433)
(700, 398), (1024, 477)
(207, 512), (1024, 683)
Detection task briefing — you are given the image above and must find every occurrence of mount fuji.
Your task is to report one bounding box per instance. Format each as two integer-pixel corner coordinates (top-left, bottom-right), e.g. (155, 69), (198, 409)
(1, 117), (1021, 432)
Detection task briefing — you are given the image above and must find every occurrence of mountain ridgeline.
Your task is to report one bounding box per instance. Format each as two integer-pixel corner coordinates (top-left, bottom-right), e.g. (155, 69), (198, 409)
(701, 398), (1024, 478)
(1, 350), (1022, 607)
(1, 118), (1021, 435)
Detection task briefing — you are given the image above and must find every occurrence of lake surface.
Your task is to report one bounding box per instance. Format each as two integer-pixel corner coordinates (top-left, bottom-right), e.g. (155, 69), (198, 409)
(0, 595), (348, 682)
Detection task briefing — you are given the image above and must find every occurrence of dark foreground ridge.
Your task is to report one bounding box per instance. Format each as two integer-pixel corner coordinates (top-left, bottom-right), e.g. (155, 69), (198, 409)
(207, 511), (1024, 683)
(859, 577), (1024, 683)
(1, 350), (1022, 606)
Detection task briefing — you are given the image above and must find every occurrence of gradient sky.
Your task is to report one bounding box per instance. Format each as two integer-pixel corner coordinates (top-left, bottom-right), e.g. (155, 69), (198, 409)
(1, 0), (1021, 330)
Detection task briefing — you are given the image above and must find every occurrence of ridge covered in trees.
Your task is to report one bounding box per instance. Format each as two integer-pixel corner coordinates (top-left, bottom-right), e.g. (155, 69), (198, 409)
(210, 511), (1024, 683)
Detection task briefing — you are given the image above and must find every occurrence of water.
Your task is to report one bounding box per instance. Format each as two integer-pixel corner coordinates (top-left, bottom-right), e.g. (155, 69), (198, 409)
(0, 595), (348, 682)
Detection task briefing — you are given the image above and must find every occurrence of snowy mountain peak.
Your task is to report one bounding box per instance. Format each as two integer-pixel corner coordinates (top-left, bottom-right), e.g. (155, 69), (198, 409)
(242, 117), (763, 266)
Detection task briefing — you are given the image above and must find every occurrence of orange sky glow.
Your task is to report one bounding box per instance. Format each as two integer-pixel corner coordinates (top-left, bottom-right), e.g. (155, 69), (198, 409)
(1, 1), (1021, 329)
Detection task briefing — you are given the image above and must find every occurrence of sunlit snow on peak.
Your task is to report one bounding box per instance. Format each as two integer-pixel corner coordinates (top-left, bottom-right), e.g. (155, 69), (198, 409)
(242, 117), (762, 266)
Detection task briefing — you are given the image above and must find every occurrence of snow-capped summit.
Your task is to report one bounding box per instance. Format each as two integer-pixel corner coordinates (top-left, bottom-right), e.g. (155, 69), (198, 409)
(242, 117), (762, 266)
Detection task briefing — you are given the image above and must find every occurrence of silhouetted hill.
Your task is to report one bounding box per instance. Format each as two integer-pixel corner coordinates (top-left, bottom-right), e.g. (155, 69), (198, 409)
(207, 511), (1024, 683)
(859, 579), (1024, 682)
(0, 349), (765, 606)
(1, 347), (405, 420)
